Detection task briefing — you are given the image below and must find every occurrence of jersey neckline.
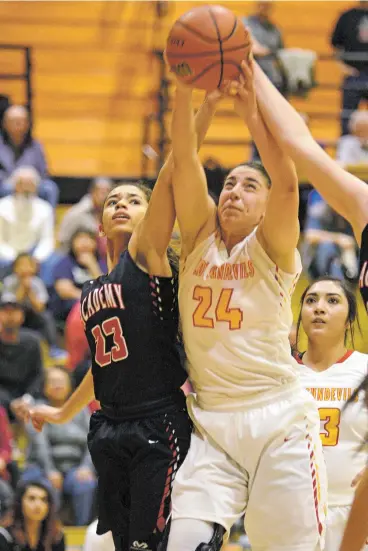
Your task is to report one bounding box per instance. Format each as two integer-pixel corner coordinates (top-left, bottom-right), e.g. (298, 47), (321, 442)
(295, 349), (354, 368)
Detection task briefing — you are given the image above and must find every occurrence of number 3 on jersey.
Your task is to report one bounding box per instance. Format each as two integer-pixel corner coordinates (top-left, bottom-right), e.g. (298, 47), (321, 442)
(91, 316), (128, 367)
(193, 286), (243, 330)
(319, 407), (340, 446)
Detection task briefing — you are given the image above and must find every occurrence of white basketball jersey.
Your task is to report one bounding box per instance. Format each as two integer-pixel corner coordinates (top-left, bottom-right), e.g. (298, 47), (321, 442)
(299, 350), (368, 506)
(179, 229), (302, 410)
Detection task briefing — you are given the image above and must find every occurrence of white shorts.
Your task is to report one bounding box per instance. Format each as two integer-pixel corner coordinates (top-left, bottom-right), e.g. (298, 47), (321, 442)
(325, 505), (368, 551)
(171, 389), (327, 551)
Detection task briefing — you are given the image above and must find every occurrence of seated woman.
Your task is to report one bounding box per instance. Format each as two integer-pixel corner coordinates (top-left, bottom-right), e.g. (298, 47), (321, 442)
(0, 479), (65, 551)
(22, 366), (96, 526)
(49, 229), (107, 322)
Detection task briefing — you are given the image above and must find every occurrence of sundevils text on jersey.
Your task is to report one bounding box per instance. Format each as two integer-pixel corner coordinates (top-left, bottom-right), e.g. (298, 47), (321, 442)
(81, 251), (187, 414)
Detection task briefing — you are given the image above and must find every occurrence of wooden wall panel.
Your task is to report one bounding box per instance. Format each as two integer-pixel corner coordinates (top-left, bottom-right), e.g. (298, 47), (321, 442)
(0, 1), (354, 177)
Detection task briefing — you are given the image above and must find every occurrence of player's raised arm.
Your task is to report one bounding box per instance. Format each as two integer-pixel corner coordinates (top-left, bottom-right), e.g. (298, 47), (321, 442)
(252, 60), (368, 243)
(231, 59), (299, 273)
(170, 80), (217, 257)
(131, 91), (221, 267)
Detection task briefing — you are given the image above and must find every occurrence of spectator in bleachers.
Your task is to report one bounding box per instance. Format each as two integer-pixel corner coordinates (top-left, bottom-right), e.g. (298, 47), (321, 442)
(331, 1), (368, 135)
(0, 479), (65, 551)
(243, 1), (285, 160)
(0, 167), (55, 282)
(1, 253), (66, 360)
(49, 229), (106, 323)
(336, 109), (368, 166)
(0, 105), (59, 207)
(0, 406), (14, 518)
(23, 366), (96, 526)
(0, 297), (44, 421)
(243, 2), (284, 92)
(302, 191), (359, 281)
(58, 176), (113, 259)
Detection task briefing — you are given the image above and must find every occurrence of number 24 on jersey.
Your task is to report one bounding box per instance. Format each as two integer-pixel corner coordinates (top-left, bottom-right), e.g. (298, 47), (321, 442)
(193, 285), (243, 330)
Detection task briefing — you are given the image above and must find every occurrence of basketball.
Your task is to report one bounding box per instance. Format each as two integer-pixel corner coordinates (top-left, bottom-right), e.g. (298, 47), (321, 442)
(165, 5), (251, 91)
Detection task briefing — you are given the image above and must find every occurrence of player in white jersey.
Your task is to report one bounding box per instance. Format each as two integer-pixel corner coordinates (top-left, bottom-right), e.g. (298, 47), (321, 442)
(165, 59), (327, 551)
(295, 277), (367, 551)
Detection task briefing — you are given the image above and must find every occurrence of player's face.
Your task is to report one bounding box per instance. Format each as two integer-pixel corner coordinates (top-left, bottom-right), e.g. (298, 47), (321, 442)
(101, 185), (149, 240)
(22, 486), (49, 522)
(218, 166), (269, 233)
(44, 367), (72, 403)
(301, 280), (349, 341)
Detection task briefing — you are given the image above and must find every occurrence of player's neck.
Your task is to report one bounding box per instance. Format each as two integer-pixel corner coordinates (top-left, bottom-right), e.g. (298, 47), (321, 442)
(220, 226), (254, 254)
(303, 338), (347, 372)
(107, 237), (129, 273)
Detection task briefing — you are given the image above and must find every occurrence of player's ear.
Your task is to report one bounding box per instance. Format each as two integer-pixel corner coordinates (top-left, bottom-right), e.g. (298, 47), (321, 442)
(99, 223), (105, 237)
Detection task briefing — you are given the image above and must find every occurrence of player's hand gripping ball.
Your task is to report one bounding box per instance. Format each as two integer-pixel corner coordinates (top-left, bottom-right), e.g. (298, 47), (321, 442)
(165, 4), (251, 91)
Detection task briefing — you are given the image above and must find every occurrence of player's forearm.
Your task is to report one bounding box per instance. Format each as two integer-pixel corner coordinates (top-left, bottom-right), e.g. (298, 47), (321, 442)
(194, 97), (217, 150)
(59, 368), (95, 422)
(158, 94), (216, 181)
(172, 87), (198, 166)
(340, 467), (368, 551)
(246, 108), (297, 193)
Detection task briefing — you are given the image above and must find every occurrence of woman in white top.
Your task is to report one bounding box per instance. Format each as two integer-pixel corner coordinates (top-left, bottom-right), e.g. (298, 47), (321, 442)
(165, 55), (327, 551)
(296, 276), (367, 551)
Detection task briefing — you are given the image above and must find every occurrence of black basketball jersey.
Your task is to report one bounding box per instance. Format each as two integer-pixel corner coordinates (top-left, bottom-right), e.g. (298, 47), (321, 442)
(359, 223), (368, 314)
(81, 250), (187, 412)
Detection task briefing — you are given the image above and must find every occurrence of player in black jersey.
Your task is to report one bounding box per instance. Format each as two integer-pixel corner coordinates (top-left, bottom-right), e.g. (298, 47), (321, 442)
(27, 91), (222, 551)
(231, 57), (368, 551)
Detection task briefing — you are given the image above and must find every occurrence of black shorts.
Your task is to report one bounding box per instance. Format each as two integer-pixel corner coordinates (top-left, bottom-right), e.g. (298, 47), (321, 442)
(88, 406), (192, 550)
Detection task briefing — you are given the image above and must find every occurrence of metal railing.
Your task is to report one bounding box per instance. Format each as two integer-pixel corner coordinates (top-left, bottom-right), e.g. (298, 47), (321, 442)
(0, 43), (33, 118)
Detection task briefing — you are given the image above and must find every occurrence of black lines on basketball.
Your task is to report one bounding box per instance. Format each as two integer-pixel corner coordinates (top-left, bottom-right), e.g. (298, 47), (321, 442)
(165, 5), (250, 91)
(188, 61), (243, 86)
(208, 7), (223, 89)
(221, 14), (238, 42)
(176, 20), (218, 44)
(166, 43), (250, 59)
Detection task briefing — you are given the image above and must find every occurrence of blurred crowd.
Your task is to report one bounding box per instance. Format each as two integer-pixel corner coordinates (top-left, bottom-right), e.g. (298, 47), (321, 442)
(0, 1), (367, 548)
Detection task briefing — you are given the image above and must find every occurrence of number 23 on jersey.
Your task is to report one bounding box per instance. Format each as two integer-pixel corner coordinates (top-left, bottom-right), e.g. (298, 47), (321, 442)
(192, 285), (243, 330)
(91, 316), (128, 367)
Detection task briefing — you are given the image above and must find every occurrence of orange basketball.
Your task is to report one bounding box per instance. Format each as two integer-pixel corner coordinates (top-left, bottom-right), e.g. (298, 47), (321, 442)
(166, 5), (250, 91)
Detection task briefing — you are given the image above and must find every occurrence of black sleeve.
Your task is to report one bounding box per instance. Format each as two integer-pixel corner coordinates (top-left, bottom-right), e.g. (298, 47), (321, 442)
(24, 337), (44, 399)
(52, 534), (65, 551)
(0, 534), (12, 551)
(331, 13), (347, 48)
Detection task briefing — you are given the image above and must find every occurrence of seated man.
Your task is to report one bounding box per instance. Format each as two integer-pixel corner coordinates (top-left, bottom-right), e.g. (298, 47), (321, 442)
(58, 176), (113, 259)
(0, 105), (59, 207)
(0, 166), (55, 282)
(0, 297), (44, 421)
